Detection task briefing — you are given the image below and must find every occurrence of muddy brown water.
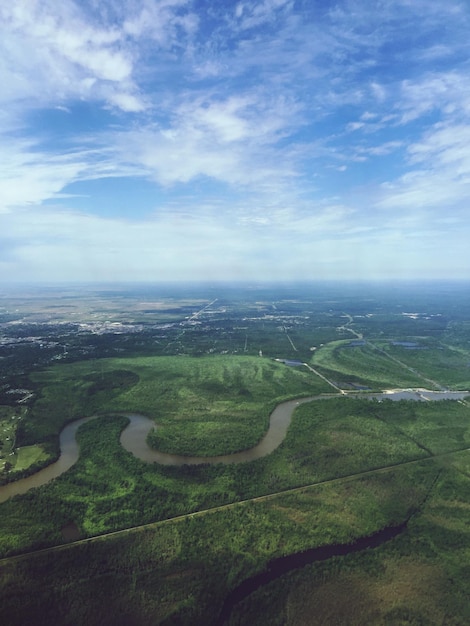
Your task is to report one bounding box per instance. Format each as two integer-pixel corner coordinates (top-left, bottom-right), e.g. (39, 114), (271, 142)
(0, 390), (467, 503)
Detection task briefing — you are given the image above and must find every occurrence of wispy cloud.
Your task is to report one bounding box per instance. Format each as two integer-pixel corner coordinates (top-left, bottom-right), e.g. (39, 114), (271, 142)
(233, 0), (294, 31)
(398, 71), (470, 124)
(0, 0), (199, 115)
(110, 89), (303, 188)
(378, 121), (470, 212)
(1, 0), (470, 281)
(0, 135), (143, 213)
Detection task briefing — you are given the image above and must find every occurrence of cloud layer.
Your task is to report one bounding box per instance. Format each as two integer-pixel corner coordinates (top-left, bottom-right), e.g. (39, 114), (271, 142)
(1, 0), (470, 282)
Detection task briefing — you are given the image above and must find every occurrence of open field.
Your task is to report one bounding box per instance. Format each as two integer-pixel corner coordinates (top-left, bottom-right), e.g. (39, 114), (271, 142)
(311, 340), (437, 390)
(13, 444), (49, 471)
(374, 399), (470, 455)
(0, 406), (30, 473)
(377, 340), (470, 390)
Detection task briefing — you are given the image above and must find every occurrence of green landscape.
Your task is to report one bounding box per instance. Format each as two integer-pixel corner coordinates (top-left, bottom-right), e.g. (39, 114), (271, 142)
(1, 283), (470, 624)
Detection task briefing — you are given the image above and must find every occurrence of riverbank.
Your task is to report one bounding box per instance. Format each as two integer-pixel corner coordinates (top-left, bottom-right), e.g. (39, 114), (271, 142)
(1, 388), (468, 503)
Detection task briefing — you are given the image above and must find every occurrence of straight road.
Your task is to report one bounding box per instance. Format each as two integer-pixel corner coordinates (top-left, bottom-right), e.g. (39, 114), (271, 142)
(3, 436), (467, 566)
(303, 362), (345, 393)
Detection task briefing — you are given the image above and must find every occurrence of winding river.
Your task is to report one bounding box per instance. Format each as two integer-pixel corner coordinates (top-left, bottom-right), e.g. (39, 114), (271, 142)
(0, 389), (468, 503)
(214, 522), (408, 626)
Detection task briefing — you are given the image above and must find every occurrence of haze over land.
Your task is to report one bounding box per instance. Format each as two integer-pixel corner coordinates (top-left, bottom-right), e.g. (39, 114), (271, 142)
(1, 1), (469, 283)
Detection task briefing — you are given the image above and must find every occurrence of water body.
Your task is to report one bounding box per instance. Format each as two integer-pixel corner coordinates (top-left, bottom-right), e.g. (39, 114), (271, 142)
(0, 390), (468, 502)
(0, 416), (95, 503)
(214, 522), (408, 626)
(367, 390), (469, 402)
(120, 396), (318, 466)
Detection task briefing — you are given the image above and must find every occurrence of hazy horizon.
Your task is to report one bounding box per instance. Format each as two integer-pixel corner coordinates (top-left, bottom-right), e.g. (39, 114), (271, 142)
(2, 278), (470, 293)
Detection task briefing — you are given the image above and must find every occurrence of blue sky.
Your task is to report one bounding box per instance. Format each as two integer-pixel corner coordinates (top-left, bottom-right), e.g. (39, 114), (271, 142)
(1, 0), (470, 283)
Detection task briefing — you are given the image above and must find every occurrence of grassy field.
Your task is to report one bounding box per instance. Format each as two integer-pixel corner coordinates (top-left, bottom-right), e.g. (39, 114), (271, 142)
(310, 340), (427, 389)
(278, 398), (430, 477)
(0, 406), (30, 473)
(13, 445), (50, 471)
(310, 337), (470, 391)
(379, 340), (470, 390)
(20, 355), (330, 457)
(374, 399), (470, 455)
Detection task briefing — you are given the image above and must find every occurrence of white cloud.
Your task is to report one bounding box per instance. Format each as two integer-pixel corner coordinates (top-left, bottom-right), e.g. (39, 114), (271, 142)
(107, 91), (146, 113)
(378, 120), (470, 212)
(2, 0), (470, 282)
(370, 82), (387, 103)
(408, 123), (470, 168)
(0, 0), (198, 115)
(0, 136), (144, 213)
(357, 141), (404, 157)
(397, 71), (470, 124)
(0, 141), (85, 213)
(234, 0), (293, 31)
(360, 112), (377, 121)
(3, 197), (468, 283)
(113, 91), (302, 187)
(416, 44), (454, 61)
(123, 0), (197, 43)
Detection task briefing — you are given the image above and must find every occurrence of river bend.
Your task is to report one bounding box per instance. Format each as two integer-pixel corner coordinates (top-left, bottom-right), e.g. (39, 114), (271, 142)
(0, 389), (467, 503)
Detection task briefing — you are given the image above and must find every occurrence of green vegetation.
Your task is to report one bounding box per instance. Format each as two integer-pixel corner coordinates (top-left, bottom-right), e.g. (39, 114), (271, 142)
(374, 399), (470, 455)
(0, 406), (38, 475)
(17, 367), (142, 445)
(2, 392), (470, 559)
(311, 340), (430, 389)
(382, 340), (470, 390)
(0, 463), (446, 626)
(2, 284), (470, 624)
(229, 465), (470, 626)
(20, 355), (329, 457)
(0, 408), (17, 470)
(279, 398), (430, 477)
(13, 444), (49, 471)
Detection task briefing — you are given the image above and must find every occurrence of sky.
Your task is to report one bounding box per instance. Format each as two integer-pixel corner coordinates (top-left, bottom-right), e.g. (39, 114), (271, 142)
(1, 0), (470, 284)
